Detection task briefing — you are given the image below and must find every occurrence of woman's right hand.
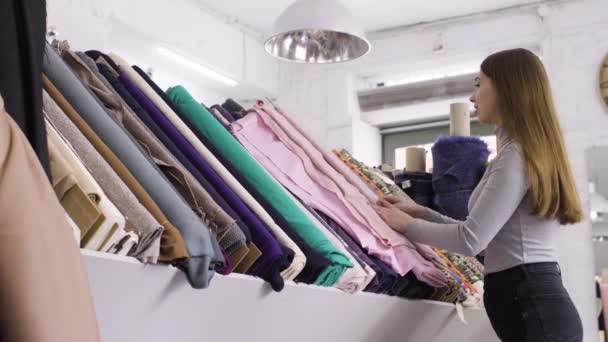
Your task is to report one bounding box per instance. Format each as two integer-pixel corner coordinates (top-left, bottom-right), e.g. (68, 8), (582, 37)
(376, 194), (426, 218)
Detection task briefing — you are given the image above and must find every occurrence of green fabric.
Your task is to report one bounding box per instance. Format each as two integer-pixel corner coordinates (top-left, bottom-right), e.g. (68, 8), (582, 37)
(167, 86), (352, 286)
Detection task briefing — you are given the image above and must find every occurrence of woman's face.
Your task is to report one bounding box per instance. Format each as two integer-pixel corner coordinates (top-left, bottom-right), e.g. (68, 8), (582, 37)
(470, 71), (501, 125)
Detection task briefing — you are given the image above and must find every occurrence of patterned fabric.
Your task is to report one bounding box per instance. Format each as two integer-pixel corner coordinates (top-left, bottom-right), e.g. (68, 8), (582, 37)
(334, 149), (485, 304)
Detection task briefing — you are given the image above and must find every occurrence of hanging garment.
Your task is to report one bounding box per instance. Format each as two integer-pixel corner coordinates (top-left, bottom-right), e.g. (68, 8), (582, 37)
(43, 78), (186, 264)
(62, 50), (247, 268)
(431, 136), (490, 220)
(42, 47), (217, 289)
(0, 96), (99, 342)
(167, 86), (353, 286)
(0, 0), (49, 175)
(236, 106), (445, 287)
(119, 60), (311, 284)
(47, 121), (127, 252)
(113, 68), (288, 291)
(44, 91), (163, 263)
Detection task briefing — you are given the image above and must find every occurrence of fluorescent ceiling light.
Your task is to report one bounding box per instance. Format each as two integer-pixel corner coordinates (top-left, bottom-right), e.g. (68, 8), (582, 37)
(384, 66), (479, 87)
(157, 47), (238, 87)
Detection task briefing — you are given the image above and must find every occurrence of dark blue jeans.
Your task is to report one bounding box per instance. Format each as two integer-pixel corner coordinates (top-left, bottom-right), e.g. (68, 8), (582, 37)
(484, 263), (583, 342)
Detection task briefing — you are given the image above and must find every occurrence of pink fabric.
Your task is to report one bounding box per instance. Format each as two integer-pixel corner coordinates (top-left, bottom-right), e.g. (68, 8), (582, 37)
(269, 103), (379, 203)
(268, 102), (443, 267)
(231, 110), (446, 286)
(261, 103), (406, 247)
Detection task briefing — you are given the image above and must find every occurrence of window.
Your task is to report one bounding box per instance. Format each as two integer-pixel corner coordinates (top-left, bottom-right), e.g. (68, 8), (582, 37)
(393, 135), (497, 171)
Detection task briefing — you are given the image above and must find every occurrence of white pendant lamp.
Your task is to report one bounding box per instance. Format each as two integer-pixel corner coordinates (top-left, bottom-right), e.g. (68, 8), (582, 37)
(264, 0), (370, 63)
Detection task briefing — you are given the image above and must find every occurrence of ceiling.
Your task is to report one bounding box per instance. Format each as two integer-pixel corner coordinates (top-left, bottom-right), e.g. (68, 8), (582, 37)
(193, 0), (548, 34)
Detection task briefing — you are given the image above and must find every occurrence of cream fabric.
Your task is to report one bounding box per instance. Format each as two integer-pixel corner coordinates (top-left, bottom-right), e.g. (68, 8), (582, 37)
(109, 53), (307, 281)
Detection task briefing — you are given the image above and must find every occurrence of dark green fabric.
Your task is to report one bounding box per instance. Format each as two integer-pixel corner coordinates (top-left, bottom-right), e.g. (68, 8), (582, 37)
(167, 86), (353, 286)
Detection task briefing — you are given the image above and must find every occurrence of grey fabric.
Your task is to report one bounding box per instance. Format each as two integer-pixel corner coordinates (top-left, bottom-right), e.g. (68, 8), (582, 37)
(42, 45), (217, 289)
(407, 127), (559, 274)
(43, 91), (163, 263)
(76, 52), (248, 259)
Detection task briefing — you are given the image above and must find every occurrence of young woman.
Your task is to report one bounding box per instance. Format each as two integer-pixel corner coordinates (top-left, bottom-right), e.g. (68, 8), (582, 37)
(374, 48), (584, 342)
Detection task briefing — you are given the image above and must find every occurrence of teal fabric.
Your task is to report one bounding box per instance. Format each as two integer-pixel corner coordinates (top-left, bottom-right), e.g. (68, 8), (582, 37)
(167, 86), (353, 286)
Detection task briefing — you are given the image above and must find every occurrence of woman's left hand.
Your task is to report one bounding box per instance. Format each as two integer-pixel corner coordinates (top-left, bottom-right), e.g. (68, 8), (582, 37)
(374, 204), (415, 234)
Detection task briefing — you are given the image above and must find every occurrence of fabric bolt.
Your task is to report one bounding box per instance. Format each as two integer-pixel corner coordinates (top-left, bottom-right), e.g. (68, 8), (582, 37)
(46, 121), (126, 252)
(211, 104), (237, 123)
(431, 136), (490, 220)
(127, 63), (309, 283)
(334, 150), (385, 197)
(222, 98), (245, 119)
(129, 64), (257, 244)
(227, 244), (250, 271)
(43, 47), (216, 289)
(98, 63), (261, 273)
(98, 62), (253, 247)
(333, 150), (445, 267)
(394, 171), (435, 209)
(262, 104), (408, 248)
(48, 126), (105, 243)
(68, 52), (246, 262)
(116, 67), (285, 290)
(314, 210), (399, 293)
(43, 91), (162, 263)
(210, 107), (231, 128)
(307, 209), (377, 291)
(55, 42), (226, 276)
(260, 102), (443, 276)
(0, 0), (49, 176)
(266, 103), (379, 202)
(408, 127), (559, 274)
(108, 59), (287, 291)
(0, 100), (99, 342)
(291, 196), (370, 293)
(234, 242), (263, 274)
(43, 76), (188, 264)
(167, 86), (352, 286)
(234, 108), (444, 287)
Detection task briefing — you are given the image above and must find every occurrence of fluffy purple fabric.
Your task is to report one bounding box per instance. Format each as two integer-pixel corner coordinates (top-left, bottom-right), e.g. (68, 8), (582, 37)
(431, 136), (490, 220)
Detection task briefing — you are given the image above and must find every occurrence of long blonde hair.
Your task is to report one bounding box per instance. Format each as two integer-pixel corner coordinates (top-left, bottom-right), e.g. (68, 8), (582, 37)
(481, 48), (583, 225)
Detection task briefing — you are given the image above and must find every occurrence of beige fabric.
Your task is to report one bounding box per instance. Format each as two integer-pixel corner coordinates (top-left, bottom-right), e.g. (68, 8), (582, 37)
(47, 121), (126, 251)
(0, 98), (99, 341)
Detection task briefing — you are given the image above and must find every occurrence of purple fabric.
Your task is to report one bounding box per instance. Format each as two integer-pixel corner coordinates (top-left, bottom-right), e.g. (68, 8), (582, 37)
(431, 136), (490, 220)
(216, 249), (232, 275)
(118, 73), (287, 291)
